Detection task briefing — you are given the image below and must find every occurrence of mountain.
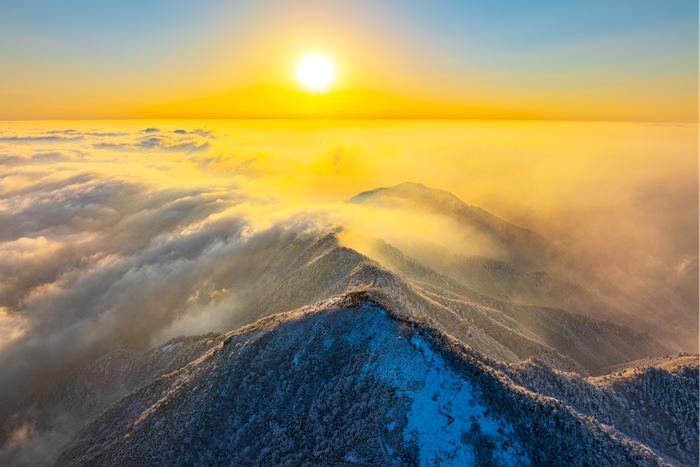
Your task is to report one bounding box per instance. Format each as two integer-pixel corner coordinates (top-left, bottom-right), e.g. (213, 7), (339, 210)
(498, 355), (698, 466)
(57, 293), (696, 466)
(0, 229), (672, 464)
(421, 253), (609, 312)
(98, 225), (658, 375)
(334, 234), (666, 372)
(349, 182), (695, 350)
(0, 183), (693, 466)
(347, 182), (619, 318)
(214, 230), (667, 373)
(350, 182), (556, 271)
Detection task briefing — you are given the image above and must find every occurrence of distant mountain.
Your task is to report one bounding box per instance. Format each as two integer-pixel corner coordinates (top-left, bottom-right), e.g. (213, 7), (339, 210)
(337, 234), (666, 372)
(348, 182), (616, 315)
(57, 293), (696, 466)
(349, 182), (695, 349)
(350, 182), (556, 271)
(424, 253), (609, 311)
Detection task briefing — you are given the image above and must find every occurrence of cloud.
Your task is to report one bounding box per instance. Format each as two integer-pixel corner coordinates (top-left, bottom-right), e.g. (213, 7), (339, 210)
(0, 187), (320, 463)
(193, 153), (264, 177)
(165, 141), (210, 152)
(0, 121), (695, 464)
(30, 151), (71, 162)
(89, 129), (213, 153)
(0, 169), (253, 451)
(0, 155), (22, 165)
(0, 128), (214, 159)
(139, 136), (161, 147)
(0, 135), (83, 143)
(91, 142), (130, 151)
(172, 128), (214, 136)
(0, 176), (322, 459)
(46, 130), (128, 137)
(0, 151), (78, 166)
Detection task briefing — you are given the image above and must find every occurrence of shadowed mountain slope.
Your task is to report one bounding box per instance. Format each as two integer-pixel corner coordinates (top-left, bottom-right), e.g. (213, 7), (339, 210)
(57, 294), (693, 466)
(498, 356), (698, 466)
(0, 225), (671, 466)
(0, 183), (688, 466)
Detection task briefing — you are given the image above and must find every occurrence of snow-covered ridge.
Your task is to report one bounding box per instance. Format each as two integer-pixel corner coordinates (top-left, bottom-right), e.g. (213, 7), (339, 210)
(56, 294), (690, 466)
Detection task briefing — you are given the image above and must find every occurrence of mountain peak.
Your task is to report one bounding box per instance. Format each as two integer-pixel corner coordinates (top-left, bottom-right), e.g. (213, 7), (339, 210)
(348, 182), (556, 272)
(349, 181), (466, 208)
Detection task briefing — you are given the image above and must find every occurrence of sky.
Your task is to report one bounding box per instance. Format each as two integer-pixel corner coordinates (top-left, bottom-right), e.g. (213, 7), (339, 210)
(0, 0), (698, 120)
(0, 4), (697, 461)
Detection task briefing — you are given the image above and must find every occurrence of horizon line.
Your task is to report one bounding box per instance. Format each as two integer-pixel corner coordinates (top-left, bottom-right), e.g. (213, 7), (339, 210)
(1, 117), (697, 124)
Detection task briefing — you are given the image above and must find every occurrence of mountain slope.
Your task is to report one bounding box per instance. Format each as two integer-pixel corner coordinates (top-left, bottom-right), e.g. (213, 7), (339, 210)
(349, 181), (694, 351)
(350, 182), (556, 270)
(57, 293), (682, 466)
(499, 356), (698, 466)
(433, 253), (613, 313)
(0, 186), (678, 465)
(0, 228), (671, 465)
(235, 230), (667, 373)
(358, 237), (666, 372)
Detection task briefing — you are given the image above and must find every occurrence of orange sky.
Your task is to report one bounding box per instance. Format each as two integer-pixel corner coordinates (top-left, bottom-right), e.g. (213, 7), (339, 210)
(1, 1), (697, 121)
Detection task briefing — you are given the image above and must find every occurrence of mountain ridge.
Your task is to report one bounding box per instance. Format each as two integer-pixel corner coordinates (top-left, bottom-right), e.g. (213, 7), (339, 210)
(0, 182), (693, 466)
(56, 292), (695, 466)
(348, 181), (695, 350)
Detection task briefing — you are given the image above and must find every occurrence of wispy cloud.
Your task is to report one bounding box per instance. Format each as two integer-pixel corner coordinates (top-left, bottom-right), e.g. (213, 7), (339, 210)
(0, 135), (84, 143)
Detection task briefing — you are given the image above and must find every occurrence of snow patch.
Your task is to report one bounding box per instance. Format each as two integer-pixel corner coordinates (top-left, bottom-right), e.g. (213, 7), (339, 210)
(345, 307), (529, 466)
(161, 342), (182, 353)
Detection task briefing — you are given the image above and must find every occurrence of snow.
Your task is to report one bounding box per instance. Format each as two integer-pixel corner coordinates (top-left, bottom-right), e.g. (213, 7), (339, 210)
(161, 342), (182, 353)
(55, 302), (695, 466)
(344, 307), (529, 466)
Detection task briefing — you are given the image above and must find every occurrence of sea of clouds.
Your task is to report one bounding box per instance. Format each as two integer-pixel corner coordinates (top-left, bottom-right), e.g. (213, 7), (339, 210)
(0, 121), (696, 464)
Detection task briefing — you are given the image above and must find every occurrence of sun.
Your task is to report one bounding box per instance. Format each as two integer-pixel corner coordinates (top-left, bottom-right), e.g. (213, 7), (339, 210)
(295, 53), (335, 93)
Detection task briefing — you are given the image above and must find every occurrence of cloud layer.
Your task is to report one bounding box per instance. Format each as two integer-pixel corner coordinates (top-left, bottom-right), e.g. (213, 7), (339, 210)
(0, 121), (696, 463)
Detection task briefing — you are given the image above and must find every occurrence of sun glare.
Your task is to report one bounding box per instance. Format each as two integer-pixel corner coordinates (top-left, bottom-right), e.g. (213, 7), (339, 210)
(295, 53), (335, 93)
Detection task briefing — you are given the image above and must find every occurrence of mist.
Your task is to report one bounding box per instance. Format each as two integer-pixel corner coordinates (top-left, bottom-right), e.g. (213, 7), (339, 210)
(0, 120), (696, 463)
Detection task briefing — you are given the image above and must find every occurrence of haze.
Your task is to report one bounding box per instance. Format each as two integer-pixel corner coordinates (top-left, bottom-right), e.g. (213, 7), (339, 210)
(0, 120), (696, 352)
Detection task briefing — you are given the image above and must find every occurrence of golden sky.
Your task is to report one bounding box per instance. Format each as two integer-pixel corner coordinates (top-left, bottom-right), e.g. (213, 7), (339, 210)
(1, 1), (697, 121)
